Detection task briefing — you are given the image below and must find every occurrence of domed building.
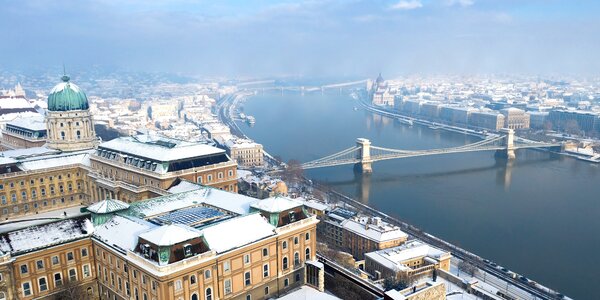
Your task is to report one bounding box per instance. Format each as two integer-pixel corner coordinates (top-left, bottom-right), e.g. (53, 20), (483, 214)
(46, 75), (98, 151)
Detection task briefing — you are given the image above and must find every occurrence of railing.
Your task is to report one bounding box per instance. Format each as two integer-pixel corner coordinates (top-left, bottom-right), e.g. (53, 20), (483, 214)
(275, 215), (318, 234)
(126, 249), (216, 275)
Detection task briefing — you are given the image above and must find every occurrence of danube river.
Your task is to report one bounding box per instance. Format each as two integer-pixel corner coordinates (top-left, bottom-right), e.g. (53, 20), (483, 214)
(236, 92), (599, 299)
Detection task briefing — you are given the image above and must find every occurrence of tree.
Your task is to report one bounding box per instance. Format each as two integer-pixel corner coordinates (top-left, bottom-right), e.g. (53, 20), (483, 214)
(53, 281), (90, 300)
(458, 260), (478, 277)
(565, 120), (580, 135)
(282, 159), (304, 183)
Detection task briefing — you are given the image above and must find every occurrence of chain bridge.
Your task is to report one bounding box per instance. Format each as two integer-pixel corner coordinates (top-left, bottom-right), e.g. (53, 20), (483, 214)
(294, 129), (562, 173)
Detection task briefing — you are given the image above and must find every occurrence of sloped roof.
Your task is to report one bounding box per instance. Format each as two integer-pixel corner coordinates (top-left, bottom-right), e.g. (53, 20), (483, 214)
(251, 196), (301, 213)
(202, 213), (275, 253)
(139, 224), (200, 246)
(87, 199), (130, 214)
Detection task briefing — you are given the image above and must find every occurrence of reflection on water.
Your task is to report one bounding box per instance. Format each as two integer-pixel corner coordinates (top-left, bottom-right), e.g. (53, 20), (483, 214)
(239, 92), (600, 299)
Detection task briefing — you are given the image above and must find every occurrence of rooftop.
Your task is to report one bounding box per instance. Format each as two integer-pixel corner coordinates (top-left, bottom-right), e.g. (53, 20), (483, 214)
(98, 134), (225, 163)
(201, 213), (275, 253)
(87, 199), (130, 214)
(139, 224), (201, 247)
(365, 240), (450, 272)
(6, 114), (46, 131)
(251, 196), (302, 213)
(341, 217), (407, 243)
(93, 215), (156, 252)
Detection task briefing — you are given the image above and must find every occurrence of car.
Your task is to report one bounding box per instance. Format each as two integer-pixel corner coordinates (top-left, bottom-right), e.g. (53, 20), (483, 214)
(519, 276), (530, 283)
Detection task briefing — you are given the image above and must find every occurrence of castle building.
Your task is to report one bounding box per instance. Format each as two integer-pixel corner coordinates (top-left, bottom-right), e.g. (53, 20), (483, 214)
(0, 187), (323, 300)
(0, 115), (47, 150)
(45, 75), (99, 152)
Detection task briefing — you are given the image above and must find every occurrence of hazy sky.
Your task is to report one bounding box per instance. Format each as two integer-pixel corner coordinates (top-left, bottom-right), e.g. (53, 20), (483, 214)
(2, 0), (600, 77)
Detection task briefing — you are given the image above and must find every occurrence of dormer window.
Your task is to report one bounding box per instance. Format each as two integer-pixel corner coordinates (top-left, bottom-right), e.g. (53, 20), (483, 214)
(140, 244), (150, 258)
(289, 211), (296, 223)
(183, 244), (193, 257)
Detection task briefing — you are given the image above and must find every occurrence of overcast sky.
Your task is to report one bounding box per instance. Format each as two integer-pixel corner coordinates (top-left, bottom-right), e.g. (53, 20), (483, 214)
(1, 0), (599, 77)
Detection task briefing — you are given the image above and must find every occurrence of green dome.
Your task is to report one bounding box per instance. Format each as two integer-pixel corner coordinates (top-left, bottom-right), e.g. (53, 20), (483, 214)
(47, 75), (90, 111)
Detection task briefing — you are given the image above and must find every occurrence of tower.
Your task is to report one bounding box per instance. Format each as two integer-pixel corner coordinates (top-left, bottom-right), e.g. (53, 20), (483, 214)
(46, 74), (98, 151)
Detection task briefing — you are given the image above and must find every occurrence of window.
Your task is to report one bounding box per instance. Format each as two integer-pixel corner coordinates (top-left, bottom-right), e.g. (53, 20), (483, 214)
(196, 176), (202, 184)
(244, 271), (251, 286)
(82, 264), (91, 278)
(295, 273), (301, 282)
(224, 279), (232, 295)
(263, 264), (269, 278)
(207, 175), (212, 182)
(223, 260), (230, 272)
(284, 278), (289, 287)
(175, 280), (182, 291)
(76, 130), (81, 139)
(69, 268), (77, 282)
(126, 282), (131, 296)
(294, 252), (300, 267)
(60, 131), (65, 140)
(205, 288), (212, 300)
(142, 275), (146, 284)
(22, 282), (32, 296)
(190, 275), (196, 285)
(36, 260), (44, 270)
(218, 172), (223, 179)
(306, 232), (310, 241)
(283, 257), (288, 270)
(38, 277), (48, 291)
(265, 286), (269, 296)
(54, 272), (63, 286)
(228, 170), (233, 177)
(81, 248), (88, 257)
(183, 244), (192, 257)
(246, 295), (251, 300)
(294, 236), (299, 245)
(20, 264), (28, 274)
(11, 193), (16, 202)
(243, 254), (250, 264)
(305, 247), (311, 260)
(204, 269), (211, 279)
(282, 241), (288, 249)
(21, 191), (27, 200)
(31, 189), (36, 199)
(263, 248), (268, 257)
(67, 252), (74, 261)
(152, 281), (157, 291)
(52, 256), (59, 265)
(191, 294), (198, 300)
(1, 195), (5, 205)
(41, 188), (46, 196)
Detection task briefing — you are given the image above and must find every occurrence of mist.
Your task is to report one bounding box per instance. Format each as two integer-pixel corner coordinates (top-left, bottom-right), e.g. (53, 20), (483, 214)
(1, 0), (599, 77)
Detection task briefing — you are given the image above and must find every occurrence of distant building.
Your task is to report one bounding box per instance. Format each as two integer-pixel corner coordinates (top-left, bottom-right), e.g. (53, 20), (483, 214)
(548, 109), (599, 134)
(384, 281), (446, 300)
(499, 108), (530, 130)
(469, 110), (505, 131)
(528, 111), (550, 130)
(0, 115), (47, 150)
(371, 73), (396, 106)
(223, 138), (264, 167)
(364, 240), (451, 282)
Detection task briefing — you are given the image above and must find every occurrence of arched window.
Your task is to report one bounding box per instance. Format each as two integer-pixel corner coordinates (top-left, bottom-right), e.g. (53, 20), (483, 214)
(294, 252), (300, 266)
(60, 131), (66, 140)
(282, 257), (288, 270)
(282, 241), (287, 249)
(205, 287), (212, 300)
(191, 294), (198, 300)
(305, 247), (311, 260)
(0, 291), (5, 300)
(76, 130), (81, 139)
(190, 275), (196, 285)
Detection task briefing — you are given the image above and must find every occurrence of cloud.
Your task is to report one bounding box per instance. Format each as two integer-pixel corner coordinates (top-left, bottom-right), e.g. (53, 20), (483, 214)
(445, 0), (475, 7)
(390, 0), (423, 10)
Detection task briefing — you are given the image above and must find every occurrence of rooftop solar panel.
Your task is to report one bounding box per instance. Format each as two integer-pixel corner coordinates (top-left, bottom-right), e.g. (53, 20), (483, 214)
(150, 206), (226, 227)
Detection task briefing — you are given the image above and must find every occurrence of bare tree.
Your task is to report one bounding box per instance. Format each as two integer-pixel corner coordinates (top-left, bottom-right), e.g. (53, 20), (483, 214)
(53, 281), (90, 300)
(458, 260), (479, 277)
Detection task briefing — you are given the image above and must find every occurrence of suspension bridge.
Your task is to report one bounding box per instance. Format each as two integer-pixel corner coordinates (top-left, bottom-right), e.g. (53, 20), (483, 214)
(288, 129), (562, 173)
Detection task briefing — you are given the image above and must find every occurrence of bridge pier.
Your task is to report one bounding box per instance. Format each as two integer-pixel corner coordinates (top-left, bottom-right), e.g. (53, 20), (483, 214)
(495, 128), (516, 160)
(355, 138), (373, 173)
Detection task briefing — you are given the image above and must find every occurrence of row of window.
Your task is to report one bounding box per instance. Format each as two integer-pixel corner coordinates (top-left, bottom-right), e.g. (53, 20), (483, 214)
(21, 264), (91, 297)
(282, 248), (312, 270)
(0, 182), (82, 203)
(2, 195), (82, 215)
(20, 248), (89, 275)
(0, 172), (80, 190)
(195, 170), (234, 184)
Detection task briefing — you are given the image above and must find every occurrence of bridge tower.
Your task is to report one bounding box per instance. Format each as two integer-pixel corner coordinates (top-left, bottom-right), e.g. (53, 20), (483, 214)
(355, 138), (373, 173)
(497, 128), (516, 159)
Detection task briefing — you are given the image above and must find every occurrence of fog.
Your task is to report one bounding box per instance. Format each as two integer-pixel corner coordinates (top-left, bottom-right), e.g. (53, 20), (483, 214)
(1, 0), (599, 77)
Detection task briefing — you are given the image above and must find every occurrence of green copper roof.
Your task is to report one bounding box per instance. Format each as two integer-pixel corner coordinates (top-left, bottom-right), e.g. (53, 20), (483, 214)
(47, 75), (90, 111)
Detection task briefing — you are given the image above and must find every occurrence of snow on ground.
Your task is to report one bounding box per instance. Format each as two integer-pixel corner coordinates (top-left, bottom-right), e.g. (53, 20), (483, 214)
(0, 205), (87, 234)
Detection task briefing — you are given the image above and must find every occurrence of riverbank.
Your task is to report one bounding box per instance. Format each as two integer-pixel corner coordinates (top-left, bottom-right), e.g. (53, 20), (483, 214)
(219, 91), (569, 299)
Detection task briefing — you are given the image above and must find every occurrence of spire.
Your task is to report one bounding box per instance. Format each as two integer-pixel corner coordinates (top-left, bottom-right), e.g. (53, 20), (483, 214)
(61, 64), (70, 82)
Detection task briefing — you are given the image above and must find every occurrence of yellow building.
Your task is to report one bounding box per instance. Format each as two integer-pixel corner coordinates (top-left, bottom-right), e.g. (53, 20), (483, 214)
(0, 115), (47, 150)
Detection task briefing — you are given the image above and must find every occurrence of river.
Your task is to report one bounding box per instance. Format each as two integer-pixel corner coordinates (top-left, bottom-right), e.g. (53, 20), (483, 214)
(235, 92), (599, 299)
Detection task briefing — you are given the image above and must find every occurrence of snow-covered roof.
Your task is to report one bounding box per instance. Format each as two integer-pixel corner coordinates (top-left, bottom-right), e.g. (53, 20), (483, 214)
(18, 152), (91, 170)
(365, 240), (450, 272)
(277, 286), (341, 300)
(1, 146), (59, 159)
(0, 217), (93, 255)
(87, 199), (130, 214)
(126, 187), (256, 218)
(251, 196), (301, 213)
(167, 180), (202, 194)
(6, 114), (46, 131)
(0, 97), (33, 110)
(294, 198), (330, 212)
(202, 213), (275, 253)
(342, 218), (407, 243)
(139, 224), (201, 246)
(93, 215), (156, 252)
(99, 135), (225, 162)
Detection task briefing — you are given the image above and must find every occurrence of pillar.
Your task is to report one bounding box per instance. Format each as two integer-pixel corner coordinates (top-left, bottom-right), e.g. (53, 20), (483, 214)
(496, 128), (516, 159)
(355, 138), (373, 173)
